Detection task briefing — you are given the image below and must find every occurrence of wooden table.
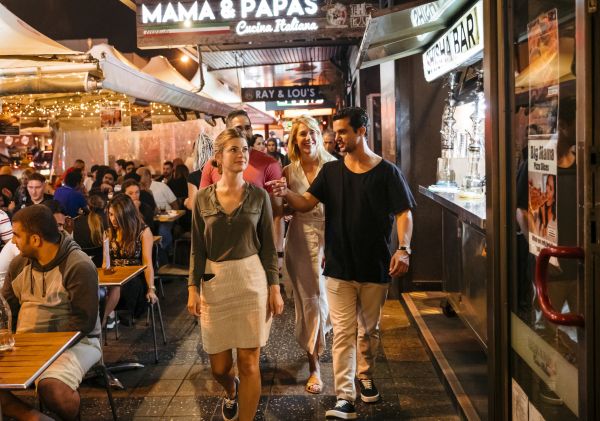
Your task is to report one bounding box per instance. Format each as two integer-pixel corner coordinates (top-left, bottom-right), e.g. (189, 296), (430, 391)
(0, 331), (81, 389)
(98, 265), (146, 287)
(154, 210), (185, 222)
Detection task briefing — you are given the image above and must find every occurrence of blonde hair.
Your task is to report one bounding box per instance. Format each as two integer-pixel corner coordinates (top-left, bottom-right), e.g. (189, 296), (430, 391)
(211, 128), (246, 174)
(288, 115), (334, 164)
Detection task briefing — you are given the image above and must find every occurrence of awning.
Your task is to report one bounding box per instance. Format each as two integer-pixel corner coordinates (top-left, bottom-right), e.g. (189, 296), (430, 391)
(88, 44), (234, 117)
(354, 0), (469, 72)
(142, 55), (199, 92)
(0, 3), (79, 56)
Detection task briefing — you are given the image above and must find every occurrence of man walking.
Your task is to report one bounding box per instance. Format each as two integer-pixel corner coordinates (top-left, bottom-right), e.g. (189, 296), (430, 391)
(269, 107), (415, 419)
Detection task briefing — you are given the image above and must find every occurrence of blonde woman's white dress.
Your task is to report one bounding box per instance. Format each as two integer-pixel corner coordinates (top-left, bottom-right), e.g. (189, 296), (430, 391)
(283, 160), (332, 355)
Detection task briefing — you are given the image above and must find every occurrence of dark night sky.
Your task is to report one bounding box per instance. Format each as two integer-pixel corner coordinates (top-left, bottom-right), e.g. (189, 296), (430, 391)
(0, 0), (196, 77)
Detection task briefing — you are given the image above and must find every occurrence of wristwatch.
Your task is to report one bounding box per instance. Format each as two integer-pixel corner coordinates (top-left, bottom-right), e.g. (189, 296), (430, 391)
(397, 246), (412, 255)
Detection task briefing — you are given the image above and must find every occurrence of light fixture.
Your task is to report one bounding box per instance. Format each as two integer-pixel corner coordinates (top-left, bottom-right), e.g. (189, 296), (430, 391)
(181, 55), (190, 63)
(21, 136), (30, 145)
(4, 136), (13, 146)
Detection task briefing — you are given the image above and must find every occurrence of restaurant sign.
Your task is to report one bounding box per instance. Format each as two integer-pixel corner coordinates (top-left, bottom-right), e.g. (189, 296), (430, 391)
(422, 0), (483, 82)
(242, 85), (329, 102)
(137, 1), (375, 49)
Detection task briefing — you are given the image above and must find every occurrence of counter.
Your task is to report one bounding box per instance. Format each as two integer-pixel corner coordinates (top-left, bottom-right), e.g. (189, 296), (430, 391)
(419, 185), (488, 349)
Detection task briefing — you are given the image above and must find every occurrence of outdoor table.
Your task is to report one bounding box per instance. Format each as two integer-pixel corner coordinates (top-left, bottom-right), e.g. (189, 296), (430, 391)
(0, 331), (81, 389)
(98, 265), (146, 287)
(98, 265), (147, 384)
(154, 210), (185, 222)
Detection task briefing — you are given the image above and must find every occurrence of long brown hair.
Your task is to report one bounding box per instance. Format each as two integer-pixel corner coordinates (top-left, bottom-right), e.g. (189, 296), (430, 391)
(87, 194), (107, 247)
(107, 194), (144, 256)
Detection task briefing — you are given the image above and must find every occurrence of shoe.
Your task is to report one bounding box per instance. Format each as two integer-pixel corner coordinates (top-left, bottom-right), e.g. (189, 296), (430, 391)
(358, 378), (380, 403)
(326, 399), (357, 419)
(222, 377), (239, 421)
(305, 373), (323, 394)
(106, 312), (118, 329)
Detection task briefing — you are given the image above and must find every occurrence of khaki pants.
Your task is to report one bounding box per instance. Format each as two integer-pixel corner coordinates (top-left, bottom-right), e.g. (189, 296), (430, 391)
(326, 277), (389, 402)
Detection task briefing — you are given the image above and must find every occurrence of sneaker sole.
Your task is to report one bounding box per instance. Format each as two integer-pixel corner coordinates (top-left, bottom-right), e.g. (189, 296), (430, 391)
(360, 392), (381, 403)
(325, 409), (358, 419)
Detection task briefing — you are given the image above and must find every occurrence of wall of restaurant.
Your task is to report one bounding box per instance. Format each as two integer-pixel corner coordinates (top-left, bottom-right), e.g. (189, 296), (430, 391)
(377, 54), (447, 288)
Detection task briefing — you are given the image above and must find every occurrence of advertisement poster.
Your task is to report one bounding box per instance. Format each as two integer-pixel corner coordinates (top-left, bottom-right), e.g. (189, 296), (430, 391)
(0, 103), (21, 136)
(100, 106), (122, 131)
(527, 9), (559, 258)
(131, 104), (152, 132)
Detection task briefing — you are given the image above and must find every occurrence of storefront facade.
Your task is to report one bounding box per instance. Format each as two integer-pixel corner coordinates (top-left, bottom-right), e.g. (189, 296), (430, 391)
(354, 0), (599, 419)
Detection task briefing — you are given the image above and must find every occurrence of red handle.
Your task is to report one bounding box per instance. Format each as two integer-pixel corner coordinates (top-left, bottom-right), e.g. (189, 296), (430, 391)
(535, 246), (585, 327)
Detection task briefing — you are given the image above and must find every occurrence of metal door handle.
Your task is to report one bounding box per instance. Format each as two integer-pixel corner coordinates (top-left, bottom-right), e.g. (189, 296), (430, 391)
(535, 246), (585, 327)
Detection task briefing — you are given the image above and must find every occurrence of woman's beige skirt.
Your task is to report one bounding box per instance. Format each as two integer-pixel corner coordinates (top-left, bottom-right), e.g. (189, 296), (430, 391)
(200, 254), (272, 354)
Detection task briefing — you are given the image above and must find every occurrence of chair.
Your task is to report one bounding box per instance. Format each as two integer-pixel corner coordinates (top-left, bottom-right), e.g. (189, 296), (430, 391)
(155, 237), (190, 284)
(82, 246), (103, 268)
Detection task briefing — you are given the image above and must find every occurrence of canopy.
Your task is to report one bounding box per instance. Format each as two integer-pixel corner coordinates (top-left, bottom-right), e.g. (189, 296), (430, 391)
(0, 3), (79, 56)
(88, 44), (233, 117)
(142, 56), (198, 92)
(191, 66), (241, 103)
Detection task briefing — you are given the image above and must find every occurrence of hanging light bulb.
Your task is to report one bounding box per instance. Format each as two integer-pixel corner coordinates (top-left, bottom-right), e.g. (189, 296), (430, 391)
(4, 136), (13, 146)
(21, 136), (30, 145)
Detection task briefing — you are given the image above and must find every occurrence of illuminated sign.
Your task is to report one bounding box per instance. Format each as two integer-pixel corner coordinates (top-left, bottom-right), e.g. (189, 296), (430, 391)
(265, 98), (335, 110)
(242, 85), (329, 102)
(422, 0), (483, 82)
(137, 1), (375, 49)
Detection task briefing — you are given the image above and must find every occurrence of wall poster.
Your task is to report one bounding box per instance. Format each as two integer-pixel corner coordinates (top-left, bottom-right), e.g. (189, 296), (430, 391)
(100, 106), (123, 131)
(0, 103), (21, 136)
(131, 104), (153, 132)
(526, 9), (559, 259)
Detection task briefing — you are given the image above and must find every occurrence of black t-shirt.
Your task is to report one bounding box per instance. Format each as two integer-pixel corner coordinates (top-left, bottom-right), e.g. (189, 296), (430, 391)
(187, 170), (202, 188)
(308, 159), (416, 283)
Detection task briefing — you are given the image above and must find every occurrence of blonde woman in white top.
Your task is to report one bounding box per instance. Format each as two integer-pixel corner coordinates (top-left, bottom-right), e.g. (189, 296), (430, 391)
(283, 115), (336, 394)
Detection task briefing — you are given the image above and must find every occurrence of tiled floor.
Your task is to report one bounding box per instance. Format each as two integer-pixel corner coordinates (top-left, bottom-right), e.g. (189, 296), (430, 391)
(14, 281), (459, 420)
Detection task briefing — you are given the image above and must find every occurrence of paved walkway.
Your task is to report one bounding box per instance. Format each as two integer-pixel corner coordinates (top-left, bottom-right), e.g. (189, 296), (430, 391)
(14, 281), (459, 420)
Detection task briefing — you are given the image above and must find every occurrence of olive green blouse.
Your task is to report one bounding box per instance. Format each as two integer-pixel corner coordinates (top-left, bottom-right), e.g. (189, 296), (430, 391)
(188, 183), (278, 289)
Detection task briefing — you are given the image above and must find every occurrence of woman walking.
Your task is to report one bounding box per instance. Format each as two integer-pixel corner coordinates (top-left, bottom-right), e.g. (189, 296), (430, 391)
(187, 128), (284, 421)
(283, 115), (336, 394)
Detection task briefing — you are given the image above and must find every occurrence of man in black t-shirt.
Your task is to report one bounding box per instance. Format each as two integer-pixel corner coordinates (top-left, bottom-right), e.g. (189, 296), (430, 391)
(268, 107), (415, 419)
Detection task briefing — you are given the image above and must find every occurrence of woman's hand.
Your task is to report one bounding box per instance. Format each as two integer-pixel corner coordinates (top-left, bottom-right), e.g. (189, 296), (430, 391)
(268, 285), (284, 316)
(187, 286), (201, 317)
(146, 288), (158, 304)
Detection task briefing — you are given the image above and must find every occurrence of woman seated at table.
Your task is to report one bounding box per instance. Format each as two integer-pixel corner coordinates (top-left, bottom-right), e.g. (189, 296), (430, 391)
(102, 194), (157, 327)
(72, 194), (107, 266)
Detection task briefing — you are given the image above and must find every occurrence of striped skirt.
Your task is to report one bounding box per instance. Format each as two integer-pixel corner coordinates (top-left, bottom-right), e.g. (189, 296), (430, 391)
(200, 254), (272, 354)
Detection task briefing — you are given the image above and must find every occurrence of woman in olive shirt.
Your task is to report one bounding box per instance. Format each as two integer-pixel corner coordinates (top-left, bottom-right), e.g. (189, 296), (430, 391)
(187, 129), (284, 421)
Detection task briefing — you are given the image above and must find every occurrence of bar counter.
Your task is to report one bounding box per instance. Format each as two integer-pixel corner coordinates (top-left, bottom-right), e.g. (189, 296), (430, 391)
(419, 185), (488, 349)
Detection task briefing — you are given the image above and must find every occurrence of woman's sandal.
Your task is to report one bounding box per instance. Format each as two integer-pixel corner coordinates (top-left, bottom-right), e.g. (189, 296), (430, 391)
(305, 374), (323, 394)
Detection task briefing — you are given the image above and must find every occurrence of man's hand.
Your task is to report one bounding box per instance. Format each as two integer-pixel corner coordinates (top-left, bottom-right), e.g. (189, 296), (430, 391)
(265, 177), (288, 197)
(389, 250), (410, 277)
(187, 286), (201, 317)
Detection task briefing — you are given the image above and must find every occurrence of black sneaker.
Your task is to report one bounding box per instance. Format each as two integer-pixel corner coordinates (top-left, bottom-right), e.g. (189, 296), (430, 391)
(222, 377), (239, 421)
(325, 399), (357, 419)
(358, 378), (380, 403)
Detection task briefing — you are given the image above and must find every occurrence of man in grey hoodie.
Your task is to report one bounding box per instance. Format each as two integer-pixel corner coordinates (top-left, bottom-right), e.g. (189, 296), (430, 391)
(0, 205), (101, 421)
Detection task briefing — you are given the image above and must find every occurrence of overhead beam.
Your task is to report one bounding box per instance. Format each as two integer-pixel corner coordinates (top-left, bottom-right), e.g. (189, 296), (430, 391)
(119, 0), (136, 12)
